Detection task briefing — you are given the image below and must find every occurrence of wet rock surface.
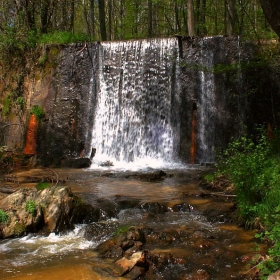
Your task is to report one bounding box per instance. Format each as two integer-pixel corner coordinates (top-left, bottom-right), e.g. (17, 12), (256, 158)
(63, 157), (92, 168)
(0, 186), (99, 238)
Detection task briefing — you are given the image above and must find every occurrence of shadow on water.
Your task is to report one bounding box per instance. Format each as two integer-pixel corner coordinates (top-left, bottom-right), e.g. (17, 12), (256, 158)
(0, 167), (265, 279)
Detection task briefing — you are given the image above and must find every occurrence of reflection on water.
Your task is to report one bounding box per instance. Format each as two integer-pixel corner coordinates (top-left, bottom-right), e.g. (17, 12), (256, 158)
(0, 168), (264, 279)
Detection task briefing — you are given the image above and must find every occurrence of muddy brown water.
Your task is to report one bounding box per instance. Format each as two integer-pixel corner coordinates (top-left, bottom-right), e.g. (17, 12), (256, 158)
(0, 167), (264, 279)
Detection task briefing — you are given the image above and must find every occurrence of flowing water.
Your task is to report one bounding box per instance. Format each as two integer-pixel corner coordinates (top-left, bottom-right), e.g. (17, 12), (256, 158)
(0, 167), (264, 280)
(90, 38), (181, 166)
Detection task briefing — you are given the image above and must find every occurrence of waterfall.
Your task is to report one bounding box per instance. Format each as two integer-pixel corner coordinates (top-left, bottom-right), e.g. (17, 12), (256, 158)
(90, 38), (181, 168)
(197, 44), (216, 163)
(84, 36), (247, 168)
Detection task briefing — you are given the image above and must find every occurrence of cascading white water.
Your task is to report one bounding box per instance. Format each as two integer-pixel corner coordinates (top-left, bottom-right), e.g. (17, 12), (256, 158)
(197, 39), (216, 163)
(90, 38), (181, 168)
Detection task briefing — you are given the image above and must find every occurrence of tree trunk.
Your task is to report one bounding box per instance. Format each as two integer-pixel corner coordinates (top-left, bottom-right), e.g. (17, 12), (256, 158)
(187, 0), (195, 36)
(226, 0), (236, 35)
(40, 0), (50, 33)
(24, 0), (36, 31)
(148, 0), (153, 37)
(260, 0), (280, 37)
(70, 0), (75, 33)
(201, 0), (207, 34)
(174, 0), (181, 33)
(98, 0), (107, 41)
(108, 0), (112, 40)
(90, 0), (95, 37)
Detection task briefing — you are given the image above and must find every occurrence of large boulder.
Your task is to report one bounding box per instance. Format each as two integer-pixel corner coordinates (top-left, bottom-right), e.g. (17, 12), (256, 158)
(0, 186), (99, 238)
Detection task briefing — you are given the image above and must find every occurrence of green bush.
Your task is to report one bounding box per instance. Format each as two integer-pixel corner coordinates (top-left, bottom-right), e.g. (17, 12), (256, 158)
(218, 133), (275, 220)
(0, 209), (9, 223)
(0, 28), (37, 64)
(36, 182), (51, 190)
(25, 200), (37, 216)
(217, 129), (280, 277)
(38, 31), (90, 45)
(2, 95), (12, 116)
(16, 96), (26, 111)
(30, 105), (45, 120)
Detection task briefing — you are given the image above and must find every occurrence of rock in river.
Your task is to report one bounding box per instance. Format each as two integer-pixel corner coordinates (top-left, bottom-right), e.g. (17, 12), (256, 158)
(0, 186), (99, 238)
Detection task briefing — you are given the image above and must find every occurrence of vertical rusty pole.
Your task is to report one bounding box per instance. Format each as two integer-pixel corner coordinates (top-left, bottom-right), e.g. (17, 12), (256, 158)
(24, 114), (38, 155)
(190, 102), (197, 164)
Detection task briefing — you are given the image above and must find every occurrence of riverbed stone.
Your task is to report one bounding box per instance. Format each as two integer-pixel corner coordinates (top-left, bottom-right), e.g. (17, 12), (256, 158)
(179, 268), (210, 280)
(0, 186), (99, 238)
(268, 270), (280, 280)
(96, 226), (146, 258)
(140, 202), (168, 214)
(139, 170), (167, 181)
(114, 251), (145, 276)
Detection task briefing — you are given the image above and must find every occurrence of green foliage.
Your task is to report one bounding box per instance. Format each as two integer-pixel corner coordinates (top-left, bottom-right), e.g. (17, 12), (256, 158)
(16, 96), (26, 111)
(217, 129), (280, 277)
(203, 173), (215, 183)
(218, 132), (272, 219)
(14, 222), (26, 236)
(30, 105), (45, 120)
(25, 200), (37, 216)
(38, 31), (90, 45)
(113, 225), (131, 236)
(2, 95), (12, 116)
(73, 196), (85, 207)
(0, 209), (9, 223)
(36, 182), (51, 190)
(0, 27), (37, 64)
(38, 53), (48, 67)
(255, 210), (280, 279)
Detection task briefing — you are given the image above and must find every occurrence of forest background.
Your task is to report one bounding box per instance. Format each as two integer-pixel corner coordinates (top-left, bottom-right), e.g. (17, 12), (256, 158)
(0, 0), (278, 48)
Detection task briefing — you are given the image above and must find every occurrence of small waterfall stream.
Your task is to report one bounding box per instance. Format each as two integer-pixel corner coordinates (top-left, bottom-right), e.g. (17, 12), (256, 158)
(90, 38), (181, 168)
(197, 50), (216, 163)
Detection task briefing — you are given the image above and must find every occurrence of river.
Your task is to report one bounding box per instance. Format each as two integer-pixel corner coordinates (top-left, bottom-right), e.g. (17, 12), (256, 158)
(0, 166), (264, 279)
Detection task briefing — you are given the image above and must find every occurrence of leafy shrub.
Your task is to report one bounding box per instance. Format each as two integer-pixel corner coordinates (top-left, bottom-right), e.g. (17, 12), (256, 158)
(14, 222), (26, 236)
(0, 209), (9, 223)
(218, 132), (276, 221)
(0, 28), (37, 65)
(30, 105), (45, 120)
(16, 96), (26, 111)
(25, 200), (37, 216)
(38, 31), (90, 45)
(217, 129), (280, 277)
(202, 173), (215, 183)
(36, 182), (51, 190)
(2, 95), (12, 116)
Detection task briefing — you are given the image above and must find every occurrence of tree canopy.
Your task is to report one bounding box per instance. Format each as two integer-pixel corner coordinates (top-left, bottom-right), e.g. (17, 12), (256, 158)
(0, 0), (278, 44)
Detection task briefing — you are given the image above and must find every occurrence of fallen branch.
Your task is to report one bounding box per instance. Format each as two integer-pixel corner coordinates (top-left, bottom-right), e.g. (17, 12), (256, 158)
(209, 192), (237, 197)
(44, 168), (59, 186)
